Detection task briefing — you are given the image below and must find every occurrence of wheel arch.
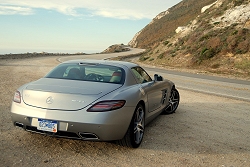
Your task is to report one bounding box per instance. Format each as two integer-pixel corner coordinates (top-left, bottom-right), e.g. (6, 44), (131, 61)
(138, 100), (145, 110)
(171, 84), (176, 90)
(137, 100), (148, 118)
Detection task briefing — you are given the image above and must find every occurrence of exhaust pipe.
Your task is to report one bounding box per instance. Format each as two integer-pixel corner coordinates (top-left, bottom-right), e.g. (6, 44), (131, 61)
(79, 132), (99, 140)
(15, 122), (24, 128)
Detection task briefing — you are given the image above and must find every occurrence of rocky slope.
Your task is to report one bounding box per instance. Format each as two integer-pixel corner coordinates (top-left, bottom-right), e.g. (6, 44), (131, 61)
(128, 0), (216, 48)
(102, 44), (130, 53)
(129, 0), (250, 78)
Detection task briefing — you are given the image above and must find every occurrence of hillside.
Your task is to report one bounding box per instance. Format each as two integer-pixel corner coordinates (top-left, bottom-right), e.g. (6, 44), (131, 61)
(129, 0), (216, 48)
(101, 44), (129, 53)
(128, 0), (250, 79)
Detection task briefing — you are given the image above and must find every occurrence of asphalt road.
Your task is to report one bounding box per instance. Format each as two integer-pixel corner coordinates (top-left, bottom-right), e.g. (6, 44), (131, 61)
(145, 67), (250, 102)
(58, 48), (145, 62)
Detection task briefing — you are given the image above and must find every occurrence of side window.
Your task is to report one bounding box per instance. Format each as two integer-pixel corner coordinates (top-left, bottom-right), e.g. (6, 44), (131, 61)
(131, 67), (152, 84)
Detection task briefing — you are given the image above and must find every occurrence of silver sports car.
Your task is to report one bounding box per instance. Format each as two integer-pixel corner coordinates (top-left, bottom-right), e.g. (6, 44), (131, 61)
(11, 59), (179, 148)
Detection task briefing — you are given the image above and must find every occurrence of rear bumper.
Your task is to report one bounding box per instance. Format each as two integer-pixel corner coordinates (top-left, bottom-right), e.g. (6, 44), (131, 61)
(11, 102), (135, 141)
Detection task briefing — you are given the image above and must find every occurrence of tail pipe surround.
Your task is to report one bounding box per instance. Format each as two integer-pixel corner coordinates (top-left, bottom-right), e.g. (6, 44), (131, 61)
(79, 132), (99, 140)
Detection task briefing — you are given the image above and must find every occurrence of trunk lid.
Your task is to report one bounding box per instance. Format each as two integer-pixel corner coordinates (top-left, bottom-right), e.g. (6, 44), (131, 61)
(22, 78), (121, 111)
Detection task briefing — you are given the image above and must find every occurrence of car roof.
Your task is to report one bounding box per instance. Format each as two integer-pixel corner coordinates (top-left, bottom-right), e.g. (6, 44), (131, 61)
(63, 59), (138, 69)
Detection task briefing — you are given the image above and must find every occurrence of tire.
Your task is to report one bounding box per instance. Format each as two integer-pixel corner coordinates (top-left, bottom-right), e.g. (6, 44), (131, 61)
(117, 104), (145, 148)
(163, 88), (180, 115)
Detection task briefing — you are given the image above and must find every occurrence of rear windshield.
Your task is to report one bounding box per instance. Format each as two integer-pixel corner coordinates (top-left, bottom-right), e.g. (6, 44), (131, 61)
(45, 63), (125, 84)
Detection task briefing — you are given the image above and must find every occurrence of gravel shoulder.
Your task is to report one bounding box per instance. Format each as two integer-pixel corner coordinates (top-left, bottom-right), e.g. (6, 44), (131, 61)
(0, 57), (250, 167)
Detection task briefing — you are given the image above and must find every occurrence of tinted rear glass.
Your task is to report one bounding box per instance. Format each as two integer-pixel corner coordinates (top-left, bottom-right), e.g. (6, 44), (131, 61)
(45, 63), (125, 84)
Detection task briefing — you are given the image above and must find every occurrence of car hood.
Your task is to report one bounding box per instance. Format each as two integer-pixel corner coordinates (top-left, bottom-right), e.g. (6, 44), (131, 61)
(22, 78), (122, 111)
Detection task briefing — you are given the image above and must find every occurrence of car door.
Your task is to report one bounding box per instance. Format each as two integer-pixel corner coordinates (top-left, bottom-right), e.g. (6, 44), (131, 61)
(130, 67), (164, 113)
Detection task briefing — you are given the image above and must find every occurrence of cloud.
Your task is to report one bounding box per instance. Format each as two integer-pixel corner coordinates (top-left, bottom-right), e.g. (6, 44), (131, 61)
(56, 6), (82, 17)
(93, 8), (147, 20)
(0, 5), (33, 15)
(0, 0), (181, 19)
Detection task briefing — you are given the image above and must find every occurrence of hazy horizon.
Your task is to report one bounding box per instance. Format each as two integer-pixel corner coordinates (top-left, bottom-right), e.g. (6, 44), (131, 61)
(0, 0), (182, 55)
(0, 48), (103, 55)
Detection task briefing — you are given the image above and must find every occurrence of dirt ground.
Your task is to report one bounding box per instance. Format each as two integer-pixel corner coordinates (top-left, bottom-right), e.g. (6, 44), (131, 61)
(0, 56), (250, 167)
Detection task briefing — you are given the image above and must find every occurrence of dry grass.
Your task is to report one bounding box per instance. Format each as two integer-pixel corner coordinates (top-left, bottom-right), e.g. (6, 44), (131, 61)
(135, 49), (250, 80)
(132, 0), (250, 80)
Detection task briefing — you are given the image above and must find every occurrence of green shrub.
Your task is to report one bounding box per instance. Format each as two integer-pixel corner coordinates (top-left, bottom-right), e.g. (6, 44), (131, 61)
(157, 53), (164, 59)
(234, 0), (245, 6)
(163, 41), (169, 45)
(139, 56), (150, 61)
(167, 43), (173, 47)
(171, 53), (176, 57)
(232, 30), (238, 35)
(199, 48), (215, 61)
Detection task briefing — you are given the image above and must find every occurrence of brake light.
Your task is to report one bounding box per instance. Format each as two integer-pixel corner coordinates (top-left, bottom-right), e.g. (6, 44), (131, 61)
(13, 91), (21, 103)
(87, 100), (126, 112)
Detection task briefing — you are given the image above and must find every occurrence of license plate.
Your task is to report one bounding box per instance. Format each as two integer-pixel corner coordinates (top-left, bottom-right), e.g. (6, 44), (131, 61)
(37, 119), (57, 133)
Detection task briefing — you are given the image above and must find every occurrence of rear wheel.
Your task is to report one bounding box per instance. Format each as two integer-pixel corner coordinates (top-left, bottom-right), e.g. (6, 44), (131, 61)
(163, 88), (180, 114)
(117, 104), (145, 148)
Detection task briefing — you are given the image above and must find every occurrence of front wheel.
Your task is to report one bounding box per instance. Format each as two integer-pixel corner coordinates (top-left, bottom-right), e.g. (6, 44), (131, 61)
(117, 104), (145, 148)
(163, 88), (180, 114)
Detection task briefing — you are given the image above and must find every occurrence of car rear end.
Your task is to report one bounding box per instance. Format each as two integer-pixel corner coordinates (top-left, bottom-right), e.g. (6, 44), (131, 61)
(11, 61), (135, 141)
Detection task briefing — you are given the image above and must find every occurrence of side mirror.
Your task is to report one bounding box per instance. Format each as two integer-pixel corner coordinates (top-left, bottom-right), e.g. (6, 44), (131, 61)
(154, 74), (163, 81)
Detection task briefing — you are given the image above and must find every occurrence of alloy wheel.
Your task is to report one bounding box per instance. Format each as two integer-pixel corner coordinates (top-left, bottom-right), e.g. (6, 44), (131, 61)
(133, 106), (144, 144)
(164, 88), (180, 114)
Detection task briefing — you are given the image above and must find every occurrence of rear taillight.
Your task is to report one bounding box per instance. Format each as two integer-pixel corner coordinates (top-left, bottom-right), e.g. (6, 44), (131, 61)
(13, 91), (21, 103)
(87, 100), (126, 112)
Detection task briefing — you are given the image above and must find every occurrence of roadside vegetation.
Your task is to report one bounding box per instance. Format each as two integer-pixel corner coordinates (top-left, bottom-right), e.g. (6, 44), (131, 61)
(131, 0), (250, 79)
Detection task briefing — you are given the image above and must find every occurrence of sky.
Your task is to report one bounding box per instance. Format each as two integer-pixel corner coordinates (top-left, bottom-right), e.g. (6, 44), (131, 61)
(0, 0), (182, 54)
